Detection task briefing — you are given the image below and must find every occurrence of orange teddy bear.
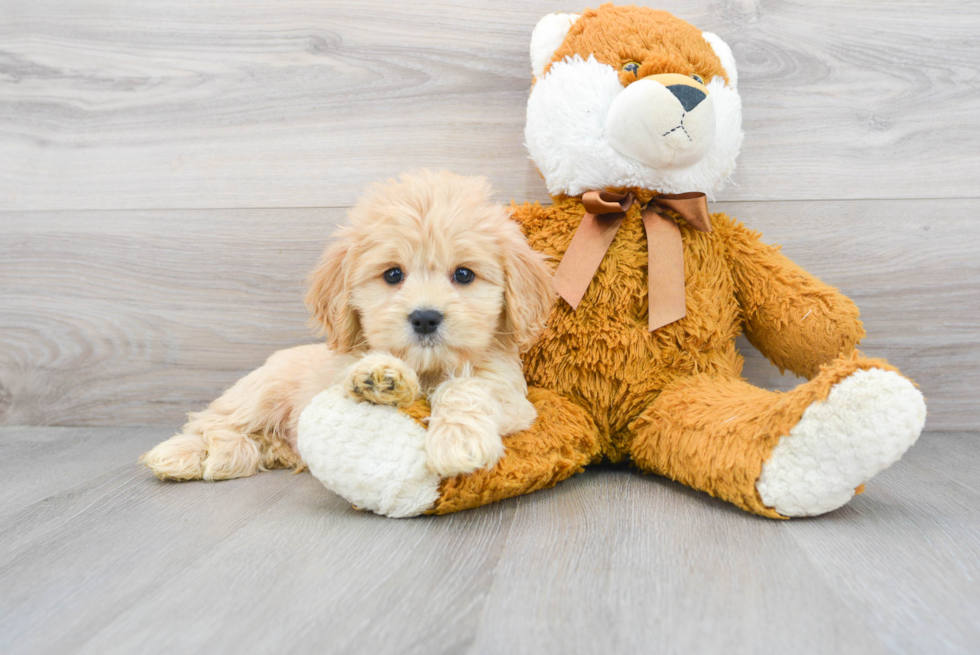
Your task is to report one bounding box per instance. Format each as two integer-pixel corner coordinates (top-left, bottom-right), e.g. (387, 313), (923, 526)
(299, 4), (926, 519)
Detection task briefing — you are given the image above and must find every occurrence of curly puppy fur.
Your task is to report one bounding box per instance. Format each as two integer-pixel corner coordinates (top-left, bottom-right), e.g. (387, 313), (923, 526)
(140, 170), (555, 481)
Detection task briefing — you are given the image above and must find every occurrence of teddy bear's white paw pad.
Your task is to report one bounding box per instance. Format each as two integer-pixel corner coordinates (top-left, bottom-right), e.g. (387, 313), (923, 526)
(297, 386), (440, 518)
(756, 368), (926, 517)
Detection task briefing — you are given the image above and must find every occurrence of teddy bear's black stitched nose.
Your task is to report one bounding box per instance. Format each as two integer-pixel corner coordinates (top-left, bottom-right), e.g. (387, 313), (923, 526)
(410, 309), (443, 335)
(666, 84), (706, 112)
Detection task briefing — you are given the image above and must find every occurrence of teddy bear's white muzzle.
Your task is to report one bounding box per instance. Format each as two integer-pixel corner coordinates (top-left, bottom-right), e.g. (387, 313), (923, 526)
(605, 76), (716, 169)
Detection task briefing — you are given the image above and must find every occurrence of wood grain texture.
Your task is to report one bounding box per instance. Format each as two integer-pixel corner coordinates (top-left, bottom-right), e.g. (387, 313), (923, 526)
(2, 199), (976, 430)
(1, 0), (979, 210)
(1, 426), (978, 654)
(0, 209), (339, 426)
(728, 198), (980, 431)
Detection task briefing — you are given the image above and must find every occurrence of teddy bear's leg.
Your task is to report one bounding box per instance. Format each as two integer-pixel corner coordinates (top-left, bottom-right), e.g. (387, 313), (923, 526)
(427, 387), (602, 514)
(298, 385), (601, 517)
(628, 354), (926, 518)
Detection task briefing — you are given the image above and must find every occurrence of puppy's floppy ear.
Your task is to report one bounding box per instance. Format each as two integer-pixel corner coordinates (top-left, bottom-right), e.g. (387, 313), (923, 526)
(501, 219), (555, 352)
(305, 235), (361, 353)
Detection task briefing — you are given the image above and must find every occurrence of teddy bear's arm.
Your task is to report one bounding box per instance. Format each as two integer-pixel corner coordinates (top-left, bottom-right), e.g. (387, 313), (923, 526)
(720, 215), (865, 379)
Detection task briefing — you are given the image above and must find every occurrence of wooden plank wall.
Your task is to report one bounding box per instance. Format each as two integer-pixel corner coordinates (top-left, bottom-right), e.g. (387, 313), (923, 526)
(1, 0), (978, 429)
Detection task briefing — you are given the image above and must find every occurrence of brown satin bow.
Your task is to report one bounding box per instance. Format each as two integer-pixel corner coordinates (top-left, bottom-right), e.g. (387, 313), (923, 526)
(551, 190), (712, 331)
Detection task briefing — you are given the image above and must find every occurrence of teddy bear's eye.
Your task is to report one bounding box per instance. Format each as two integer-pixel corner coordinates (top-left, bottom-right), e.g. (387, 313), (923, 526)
(691, 73), (704, 84)
(622, 61), (640, 75)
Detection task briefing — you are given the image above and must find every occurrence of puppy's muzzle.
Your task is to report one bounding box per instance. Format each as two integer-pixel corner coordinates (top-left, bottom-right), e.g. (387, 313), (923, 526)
(410, 309), (443, 336)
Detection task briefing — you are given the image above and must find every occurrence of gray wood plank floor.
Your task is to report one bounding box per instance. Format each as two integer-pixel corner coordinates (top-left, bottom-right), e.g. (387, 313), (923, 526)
(1, 426), (978, 655)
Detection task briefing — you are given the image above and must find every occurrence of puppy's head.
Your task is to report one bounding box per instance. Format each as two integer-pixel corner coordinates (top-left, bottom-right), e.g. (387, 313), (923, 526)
(306, 170), (554, 373)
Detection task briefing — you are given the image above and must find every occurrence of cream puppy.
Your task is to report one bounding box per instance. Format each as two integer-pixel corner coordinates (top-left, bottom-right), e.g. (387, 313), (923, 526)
(140, 171), (555, 481)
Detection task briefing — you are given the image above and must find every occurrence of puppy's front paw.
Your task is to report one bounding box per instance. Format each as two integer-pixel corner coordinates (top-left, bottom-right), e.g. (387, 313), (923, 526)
(425, 417), (505, 478)
(344, 353), (420, 408)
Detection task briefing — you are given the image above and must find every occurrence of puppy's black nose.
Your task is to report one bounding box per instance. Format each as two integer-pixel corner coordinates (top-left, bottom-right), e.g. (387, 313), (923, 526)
(666, 84), (706, 112)
(409, 309), (443, 335)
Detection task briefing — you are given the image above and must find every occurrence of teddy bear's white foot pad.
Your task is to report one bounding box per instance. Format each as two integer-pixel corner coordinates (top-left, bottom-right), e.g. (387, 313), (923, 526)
(756, 368), (926, 517)
(297, 387), (440, 518)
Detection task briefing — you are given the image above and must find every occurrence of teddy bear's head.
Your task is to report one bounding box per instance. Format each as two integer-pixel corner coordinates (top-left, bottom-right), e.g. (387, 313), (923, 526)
(526, 4), (742, 199)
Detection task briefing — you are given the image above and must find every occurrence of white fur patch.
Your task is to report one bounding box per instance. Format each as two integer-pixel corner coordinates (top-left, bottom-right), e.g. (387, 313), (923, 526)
(605, 76), (717, 169)
(525, 54), (743, 198)
(530, 13), (580, 81)
(756, 369), (927, 517)
(297, 387), (441, 518)
(701, 32), (738, 88)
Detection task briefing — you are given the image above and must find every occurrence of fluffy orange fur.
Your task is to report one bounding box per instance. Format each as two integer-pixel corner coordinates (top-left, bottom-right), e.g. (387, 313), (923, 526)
(140, 171), (554, 482)
(427, 197), (870, 516)
(415, 5), (895, 518)
(430, 387), (602, 514)
(549, 4), (729, 87)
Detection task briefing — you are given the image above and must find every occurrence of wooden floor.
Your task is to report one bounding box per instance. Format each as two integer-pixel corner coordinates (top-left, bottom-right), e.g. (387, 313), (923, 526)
(1, 426), (978, 655)
(2, 0), (980, 652)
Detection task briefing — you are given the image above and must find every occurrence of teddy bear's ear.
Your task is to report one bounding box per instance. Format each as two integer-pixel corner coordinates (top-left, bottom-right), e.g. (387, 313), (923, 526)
(530, 13), (580, 80)
(702, 32), (738, 88)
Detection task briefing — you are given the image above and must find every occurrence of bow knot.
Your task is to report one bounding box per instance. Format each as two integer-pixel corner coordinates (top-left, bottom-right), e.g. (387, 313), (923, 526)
(551, 190), (711, 331)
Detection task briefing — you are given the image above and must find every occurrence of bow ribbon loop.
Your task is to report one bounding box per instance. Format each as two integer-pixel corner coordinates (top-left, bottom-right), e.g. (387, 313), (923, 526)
(581, 189), (634, 215)
(551, 190), (711, 332)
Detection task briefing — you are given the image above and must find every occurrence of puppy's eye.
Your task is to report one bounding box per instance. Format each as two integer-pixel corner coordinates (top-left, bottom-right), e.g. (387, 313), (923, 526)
(452, 267), (475, 284)
(622, 61), (640, 75)
(691, 73), (704, 84)
(383, 267), (403, 284)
